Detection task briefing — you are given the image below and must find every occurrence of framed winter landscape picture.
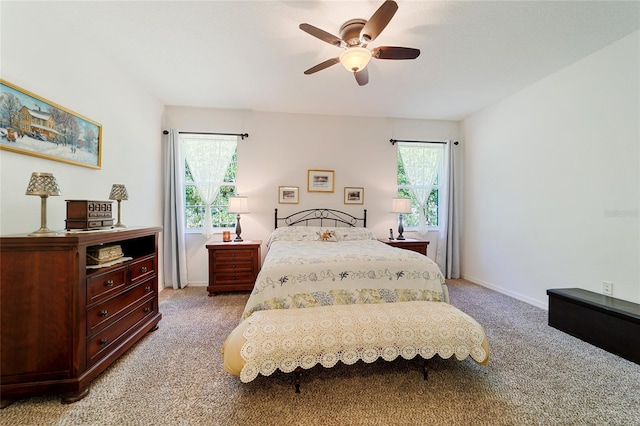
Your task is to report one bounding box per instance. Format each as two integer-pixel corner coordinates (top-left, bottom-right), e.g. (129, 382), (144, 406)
(0, 79), (102, 169)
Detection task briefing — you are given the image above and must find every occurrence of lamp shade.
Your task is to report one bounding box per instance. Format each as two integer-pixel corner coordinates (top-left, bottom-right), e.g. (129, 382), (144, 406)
(108, 184), (129, 201)
(339, 47), (372, 72)
(25, 172), (61, 196)
(391, 198), (412, 214)
(228, 196), (249, 214)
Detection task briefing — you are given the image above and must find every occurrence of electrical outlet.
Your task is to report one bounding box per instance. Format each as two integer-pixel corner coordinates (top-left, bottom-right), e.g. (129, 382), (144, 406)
(602, 281), (613, 296)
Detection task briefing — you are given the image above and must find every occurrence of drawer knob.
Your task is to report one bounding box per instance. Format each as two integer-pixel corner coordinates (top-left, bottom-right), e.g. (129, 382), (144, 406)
(99, 310), (108, 317)
(141, 266), (148, 273)
(232, 264), (236, 269)
(144, 307), (152, 313)
(231, 253), (236, 257)
(105, 280), (115, 287)
(232, 276), (236, 280)
(99, 338), (108, 345)
(144, 286), (151, 292)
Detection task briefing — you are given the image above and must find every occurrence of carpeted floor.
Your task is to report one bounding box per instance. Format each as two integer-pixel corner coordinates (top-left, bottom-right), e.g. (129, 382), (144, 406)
(1, 280), (638, 425)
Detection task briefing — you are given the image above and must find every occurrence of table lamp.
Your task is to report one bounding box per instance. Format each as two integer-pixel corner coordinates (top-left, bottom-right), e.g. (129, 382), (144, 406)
(228, 196), (249, 242)
(25, 172), (61, 236)
(109, 184), (129, 228)
(391, 197), (412, 240)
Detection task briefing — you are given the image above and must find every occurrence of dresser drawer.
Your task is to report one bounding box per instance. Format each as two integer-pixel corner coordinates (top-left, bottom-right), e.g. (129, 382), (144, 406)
(87, 267), (127, 305)
(87, 280), (155, 335)
(87, 298), (156, 366)
(214, 249), (255, 262)
(130, 255), (156, 284)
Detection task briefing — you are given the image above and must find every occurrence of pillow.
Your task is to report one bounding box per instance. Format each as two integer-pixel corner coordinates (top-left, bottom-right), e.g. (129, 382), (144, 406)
(267, 226), (375, 247)
(317, 229), (338, 242)
(334, 227), (377, 241)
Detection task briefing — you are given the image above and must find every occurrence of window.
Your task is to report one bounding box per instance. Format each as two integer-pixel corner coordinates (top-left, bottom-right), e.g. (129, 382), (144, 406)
(181, 134), (238, 232)
(397, 142), (444, 233)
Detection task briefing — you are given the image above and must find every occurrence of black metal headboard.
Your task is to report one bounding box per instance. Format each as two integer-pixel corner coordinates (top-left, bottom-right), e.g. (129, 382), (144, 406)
(275, 208), (367, 229)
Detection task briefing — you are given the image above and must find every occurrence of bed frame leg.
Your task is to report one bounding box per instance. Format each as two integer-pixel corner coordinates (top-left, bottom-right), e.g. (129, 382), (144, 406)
(423, 359), (429, 380)
(294, 367), (302, 393)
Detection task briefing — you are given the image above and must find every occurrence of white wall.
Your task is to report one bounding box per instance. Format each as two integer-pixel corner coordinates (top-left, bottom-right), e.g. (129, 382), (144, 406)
(1, 3), (164, 270)
(461, 31), (640, 307)
(163, 107), (459, 285)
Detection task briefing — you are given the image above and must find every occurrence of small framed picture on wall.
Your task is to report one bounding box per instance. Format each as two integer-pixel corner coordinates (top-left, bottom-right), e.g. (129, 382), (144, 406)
(307, 169), (334, 193)
(344, 187), (364, 204)
(278, 186), (299, 204)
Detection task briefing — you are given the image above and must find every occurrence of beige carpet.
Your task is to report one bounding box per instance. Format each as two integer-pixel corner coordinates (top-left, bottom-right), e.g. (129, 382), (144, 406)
(1, 280), (639, 426)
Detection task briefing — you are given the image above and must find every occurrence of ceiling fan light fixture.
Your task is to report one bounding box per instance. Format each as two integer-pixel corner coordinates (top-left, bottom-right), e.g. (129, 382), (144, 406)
(339, 47), (372, 73)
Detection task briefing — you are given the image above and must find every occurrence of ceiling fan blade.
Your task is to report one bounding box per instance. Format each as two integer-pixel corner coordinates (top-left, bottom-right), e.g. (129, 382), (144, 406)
(372, 46), (420, 60)
(360, 0), (398, 44)
(304, 57), (340, 75)
(299, 23), (343, 47)
(354, 68), (369, 86)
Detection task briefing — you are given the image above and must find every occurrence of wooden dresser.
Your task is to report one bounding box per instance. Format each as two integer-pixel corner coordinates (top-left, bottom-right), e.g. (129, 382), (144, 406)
(0, 227), (162, 407)
(380, 238), (430, 256)
(206, 240), (261, 296)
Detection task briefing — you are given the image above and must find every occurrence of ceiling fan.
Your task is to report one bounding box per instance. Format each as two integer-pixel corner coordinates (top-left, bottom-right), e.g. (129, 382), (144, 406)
(299, 0), (420, 86)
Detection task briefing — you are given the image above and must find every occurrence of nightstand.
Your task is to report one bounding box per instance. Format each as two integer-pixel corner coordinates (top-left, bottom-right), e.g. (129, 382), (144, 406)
(206, 240), (262, 296)
(380, 238), (429, 256)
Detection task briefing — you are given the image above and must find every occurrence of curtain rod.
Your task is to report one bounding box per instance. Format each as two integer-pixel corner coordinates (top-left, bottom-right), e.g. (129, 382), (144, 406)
(390, 139), (458, 145)
(163, 130), (249, 140)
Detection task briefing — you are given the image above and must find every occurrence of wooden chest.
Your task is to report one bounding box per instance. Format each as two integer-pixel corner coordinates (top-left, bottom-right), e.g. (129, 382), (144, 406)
(66, 200), (114, 230)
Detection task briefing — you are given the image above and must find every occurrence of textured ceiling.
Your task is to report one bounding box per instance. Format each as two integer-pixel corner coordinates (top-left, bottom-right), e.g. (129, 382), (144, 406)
(4, 1), (639, 120)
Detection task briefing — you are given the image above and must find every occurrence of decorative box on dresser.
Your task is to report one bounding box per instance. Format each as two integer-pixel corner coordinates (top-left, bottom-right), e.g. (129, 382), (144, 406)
(380, 238), (430, 256)
(206, 240), (261, 296)
(0, 227), (162, 408)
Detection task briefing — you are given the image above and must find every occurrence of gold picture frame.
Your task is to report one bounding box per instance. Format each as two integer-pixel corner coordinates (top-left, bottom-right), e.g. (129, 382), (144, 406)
(0, 79), (102, 169)
(307, 169), (334, 193)
(344, 187), (364, 204)
(278, 186), (299, 204)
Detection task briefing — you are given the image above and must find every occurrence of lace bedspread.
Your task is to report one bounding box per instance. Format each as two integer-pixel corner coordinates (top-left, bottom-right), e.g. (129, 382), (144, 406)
(236, 301), (489, 383)
(241, 238), (446, 320)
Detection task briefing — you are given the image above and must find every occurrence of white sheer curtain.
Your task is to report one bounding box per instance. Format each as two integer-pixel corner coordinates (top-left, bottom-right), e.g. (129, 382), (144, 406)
(398, 143), (444, 236)
(181, 134), (237, 238)
(163, 129), (188, 289)
(436, 141), (461, 279)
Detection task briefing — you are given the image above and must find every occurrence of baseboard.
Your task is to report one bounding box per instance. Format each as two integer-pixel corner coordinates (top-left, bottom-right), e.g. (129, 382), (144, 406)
(461, 274), (548, 310)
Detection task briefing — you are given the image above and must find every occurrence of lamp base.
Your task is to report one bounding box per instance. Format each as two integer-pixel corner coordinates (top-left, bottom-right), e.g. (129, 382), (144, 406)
(397, 214), (406, 240)
(234, 214), (243, 242)
(113, 223), (127, 228)
(28, 227), (58, 237)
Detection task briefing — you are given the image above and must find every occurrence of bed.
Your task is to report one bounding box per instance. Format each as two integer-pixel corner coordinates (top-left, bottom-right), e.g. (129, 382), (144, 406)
(222, 208), (489, 390)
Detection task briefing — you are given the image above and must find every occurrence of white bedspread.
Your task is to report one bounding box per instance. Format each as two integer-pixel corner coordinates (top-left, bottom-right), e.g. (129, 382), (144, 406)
(229, 301), (490, 382)
(241, 230), (446, 320)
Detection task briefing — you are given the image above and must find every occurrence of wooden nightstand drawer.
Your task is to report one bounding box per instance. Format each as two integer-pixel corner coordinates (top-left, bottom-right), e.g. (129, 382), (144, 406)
(214, 260), (254, 272)
(213, 272), (255, 286)
(214, 249), (255, 261)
